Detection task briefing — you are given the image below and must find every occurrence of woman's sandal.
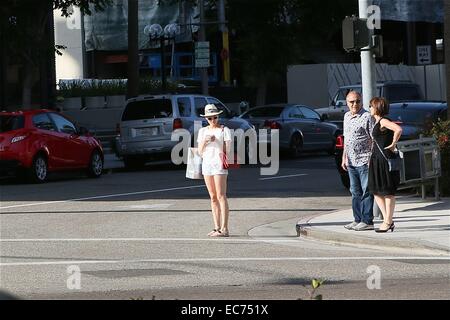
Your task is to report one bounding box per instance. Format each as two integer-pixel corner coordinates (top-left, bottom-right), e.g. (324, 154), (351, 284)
(207, 229), (219, 237)
(219, 230), (229, 237)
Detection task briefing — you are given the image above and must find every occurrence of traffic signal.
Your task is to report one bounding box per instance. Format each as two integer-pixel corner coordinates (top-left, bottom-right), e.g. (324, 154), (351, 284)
(342, 16), (370, 52)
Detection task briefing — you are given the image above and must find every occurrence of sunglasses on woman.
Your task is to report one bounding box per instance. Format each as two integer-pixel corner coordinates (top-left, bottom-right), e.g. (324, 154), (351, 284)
(207, 116), (218, 120)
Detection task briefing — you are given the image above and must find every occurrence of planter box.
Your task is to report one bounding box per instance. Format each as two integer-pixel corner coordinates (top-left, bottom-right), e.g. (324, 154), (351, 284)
(85, 96), (105, 109)
(106, 95), (126, 108)
(62, 97), (82, 110)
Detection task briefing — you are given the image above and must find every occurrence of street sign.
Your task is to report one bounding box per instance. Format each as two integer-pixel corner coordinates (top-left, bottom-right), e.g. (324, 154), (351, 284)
(416, 45), (432, 65)
(195, 51), (210, 59)
(195, 41), (209, 49)
(195, 59), (210, 68)
(195, 41), (210, 68)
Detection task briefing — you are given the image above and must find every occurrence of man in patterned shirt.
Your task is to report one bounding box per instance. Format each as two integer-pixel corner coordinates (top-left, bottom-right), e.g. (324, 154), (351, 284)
(342, 91), (374, 231)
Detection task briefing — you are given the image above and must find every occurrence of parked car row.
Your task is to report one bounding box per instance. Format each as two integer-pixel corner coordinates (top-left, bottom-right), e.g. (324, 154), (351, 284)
(0, 109), (104, 183)
(315, 81), (424, 128)
(334, 101), (448, 189)
(239, 104), (341, 157)
(115, 94), (253, 168)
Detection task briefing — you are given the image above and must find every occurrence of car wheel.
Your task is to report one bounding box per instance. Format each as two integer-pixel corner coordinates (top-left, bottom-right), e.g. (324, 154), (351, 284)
(28, 154), (48, 183)
(327, 136), (337, 156)
(123, 156), (146, 169)
(87, 150), (103, 178)
(289, 133), (303, 158)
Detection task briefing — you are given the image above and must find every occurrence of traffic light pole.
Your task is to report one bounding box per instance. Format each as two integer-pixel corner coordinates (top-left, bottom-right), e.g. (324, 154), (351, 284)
(359, 0), (376, 110)
(199, 0), (209, 95)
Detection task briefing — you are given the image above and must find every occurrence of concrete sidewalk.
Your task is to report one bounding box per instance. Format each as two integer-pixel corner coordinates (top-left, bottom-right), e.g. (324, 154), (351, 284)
(296, 197), (450, 256)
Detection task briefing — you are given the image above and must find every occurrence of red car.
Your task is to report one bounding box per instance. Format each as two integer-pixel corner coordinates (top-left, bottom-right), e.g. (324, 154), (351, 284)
(0, 109), (104, 182)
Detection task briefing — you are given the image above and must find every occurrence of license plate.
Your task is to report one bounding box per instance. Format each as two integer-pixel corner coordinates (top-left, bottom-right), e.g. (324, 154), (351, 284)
(135, 127), (159, 137)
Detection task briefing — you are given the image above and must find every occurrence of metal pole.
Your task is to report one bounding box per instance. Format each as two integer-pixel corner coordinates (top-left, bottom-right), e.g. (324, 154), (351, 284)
(445, 0), (450, 119)
(80, 11), (88, 78)
(435, 177), (440, 200)
(218, 0), (230, 85)
(198, 0), (209, 95)
(358, 0), (376, 110)
(161, 38), (167, 92)
(127, 0), (139, 99)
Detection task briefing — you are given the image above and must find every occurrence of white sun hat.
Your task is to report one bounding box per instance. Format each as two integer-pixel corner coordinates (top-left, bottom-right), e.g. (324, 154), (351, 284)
(200, 104), (223, 117)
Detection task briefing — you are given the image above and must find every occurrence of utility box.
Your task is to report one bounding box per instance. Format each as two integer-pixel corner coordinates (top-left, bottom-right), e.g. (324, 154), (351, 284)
(342, 16), (369, 52)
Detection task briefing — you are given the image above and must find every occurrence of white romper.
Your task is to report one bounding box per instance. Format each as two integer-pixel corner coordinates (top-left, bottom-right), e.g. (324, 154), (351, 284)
(197, 126), (232, 176)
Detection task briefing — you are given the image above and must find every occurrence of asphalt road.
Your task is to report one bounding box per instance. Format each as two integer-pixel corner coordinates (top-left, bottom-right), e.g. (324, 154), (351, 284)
(1, 154), (449, 300)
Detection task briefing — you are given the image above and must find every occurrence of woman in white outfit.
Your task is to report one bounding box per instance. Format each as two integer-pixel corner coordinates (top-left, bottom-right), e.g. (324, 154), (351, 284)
(198, 104), (232, 237)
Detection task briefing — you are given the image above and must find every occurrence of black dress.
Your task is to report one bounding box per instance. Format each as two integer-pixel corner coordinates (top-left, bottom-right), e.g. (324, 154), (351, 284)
(368, 119), (400, 196)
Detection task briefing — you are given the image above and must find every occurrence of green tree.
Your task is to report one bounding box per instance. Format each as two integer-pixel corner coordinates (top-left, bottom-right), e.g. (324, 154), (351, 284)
(0, 0), (111, 109)
(227, 0), (357, 105)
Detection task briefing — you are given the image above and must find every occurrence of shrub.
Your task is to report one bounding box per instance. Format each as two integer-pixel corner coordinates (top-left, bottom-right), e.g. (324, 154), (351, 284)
(428, 120), (450, 196)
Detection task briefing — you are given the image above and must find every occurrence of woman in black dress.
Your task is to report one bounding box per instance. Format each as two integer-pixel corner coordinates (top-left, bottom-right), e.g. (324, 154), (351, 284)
(368, 97), (403, 233)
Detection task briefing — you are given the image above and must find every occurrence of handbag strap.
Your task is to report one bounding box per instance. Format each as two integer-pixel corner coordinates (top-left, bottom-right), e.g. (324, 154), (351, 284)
(221, 126), (226, 154)
(373, 139), (389, 162)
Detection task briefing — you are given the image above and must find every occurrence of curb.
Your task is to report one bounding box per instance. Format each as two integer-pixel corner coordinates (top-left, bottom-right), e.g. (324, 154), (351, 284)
(295, 218), (450, 256)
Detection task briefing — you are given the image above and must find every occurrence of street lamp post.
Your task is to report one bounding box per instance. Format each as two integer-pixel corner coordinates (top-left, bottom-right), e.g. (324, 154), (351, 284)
(144, 23), (180, 93)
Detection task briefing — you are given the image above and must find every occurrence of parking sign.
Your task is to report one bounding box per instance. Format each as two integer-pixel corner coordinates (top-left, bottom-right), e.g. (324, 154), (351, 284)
(416, 45), (431, 65)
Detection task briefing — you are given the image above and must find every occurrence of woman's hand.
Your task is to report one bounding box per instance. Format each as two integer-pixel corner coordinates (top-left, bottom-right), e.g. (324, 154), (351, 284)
(204, 135), (215, 144)
(384, 143), (396, 152)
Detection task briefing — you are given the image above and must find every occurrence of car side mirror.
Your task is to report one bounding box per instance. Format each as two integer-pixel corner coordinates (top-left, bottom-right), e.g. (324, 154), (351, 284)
(331, 100), (336, 107)
(320, 113), (328, 121)
(78, 126), (89, 135)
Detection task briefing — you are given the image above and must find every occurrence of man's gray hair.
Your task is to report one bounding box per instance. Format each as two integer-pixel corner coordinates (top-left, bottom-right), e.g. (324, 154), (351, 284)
(346, 90), (362, 98)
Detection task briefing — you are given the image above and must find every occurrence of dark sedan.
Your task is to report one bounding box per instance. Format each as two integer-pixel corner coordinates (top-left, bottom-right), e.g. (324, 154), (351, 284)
(334, 101), (447, 189)
(240, 104), (341, 157)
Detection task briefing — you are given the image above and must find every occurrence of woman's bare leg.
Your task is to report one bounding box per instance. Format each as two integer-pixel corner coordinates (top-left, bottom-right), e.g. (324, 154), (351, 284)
(204, 175), (220, 231)
(374, 194), (387, 221)
(384, 195), (396, 225)
(214, 174), (229, 233)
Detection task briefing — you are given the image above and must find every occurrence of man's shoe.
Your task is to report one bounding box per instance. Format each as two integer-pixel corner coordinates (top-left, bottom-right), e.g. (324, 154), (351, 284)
(353, 222), (374, 231)
(344, 221), (359, 230)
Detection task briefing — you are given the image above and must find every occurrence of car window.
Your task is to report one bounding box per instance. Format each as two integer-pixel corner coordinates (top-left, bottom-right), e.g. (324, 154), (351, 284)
(0, 115), (24, 132)
(385, 86), (422, 102)
(33, 113), (56, 131)
(207, 98), (231, 118)
(49, 113), (77, 134)
(288, 107), (304, 119)
(388, 108), (437, 125)
(243, 107), (284, 118)
(122, 99), (173, 121)
(194, 97), (208, 116)
(299, 106), (321, 120)
(177, 97), (192, 117)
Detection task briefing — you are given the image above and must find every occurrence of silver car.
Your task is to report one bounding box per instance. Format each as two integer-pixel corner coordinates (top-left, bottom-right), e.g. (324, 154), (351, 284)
(117, 94), (253, 167)
(239, 104), (340, 158)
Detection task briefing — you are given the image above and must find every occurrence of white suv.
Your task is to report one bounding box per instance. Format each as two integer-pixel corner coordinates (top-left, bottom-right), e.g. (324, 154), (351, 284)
(116, 94), (253, 168)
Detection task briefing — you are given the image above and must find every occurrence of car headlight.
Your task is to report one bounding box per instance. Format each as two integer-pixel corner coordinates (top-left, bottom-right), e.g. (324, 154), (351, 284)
(11, 135), (27, 143)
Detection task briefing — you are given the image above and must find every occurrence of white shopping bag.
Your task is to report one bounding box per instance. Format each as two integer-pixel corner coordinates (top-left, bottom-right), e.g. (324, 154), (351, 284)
(186, 147), (203, 179)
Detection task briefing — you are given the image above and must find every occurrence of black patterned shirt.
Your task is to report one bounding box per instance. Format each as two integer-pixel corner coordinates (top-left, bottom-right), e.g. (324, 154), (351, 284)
(343, 108), (373, 167)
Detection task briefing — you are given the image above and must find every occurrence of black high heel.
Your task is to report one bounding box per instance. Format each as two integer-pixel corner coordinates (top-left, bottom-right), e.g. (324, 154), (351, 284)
(375, 222), (395, 233)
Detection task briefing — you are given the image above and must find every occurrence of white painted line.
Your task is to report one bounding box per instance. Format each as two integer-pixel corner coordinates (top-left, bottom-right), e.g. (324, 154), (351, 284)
(1, 256), (449, 267)
(0, 238), (300, 243)
(0, 185), (206, 210)
(259, 174), (308, 181)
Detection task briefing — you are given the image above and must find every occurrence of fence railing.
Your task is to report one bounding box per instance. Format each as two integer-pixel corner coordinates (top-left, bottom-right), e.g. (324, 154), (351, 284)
(397, 135), (441, 200)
